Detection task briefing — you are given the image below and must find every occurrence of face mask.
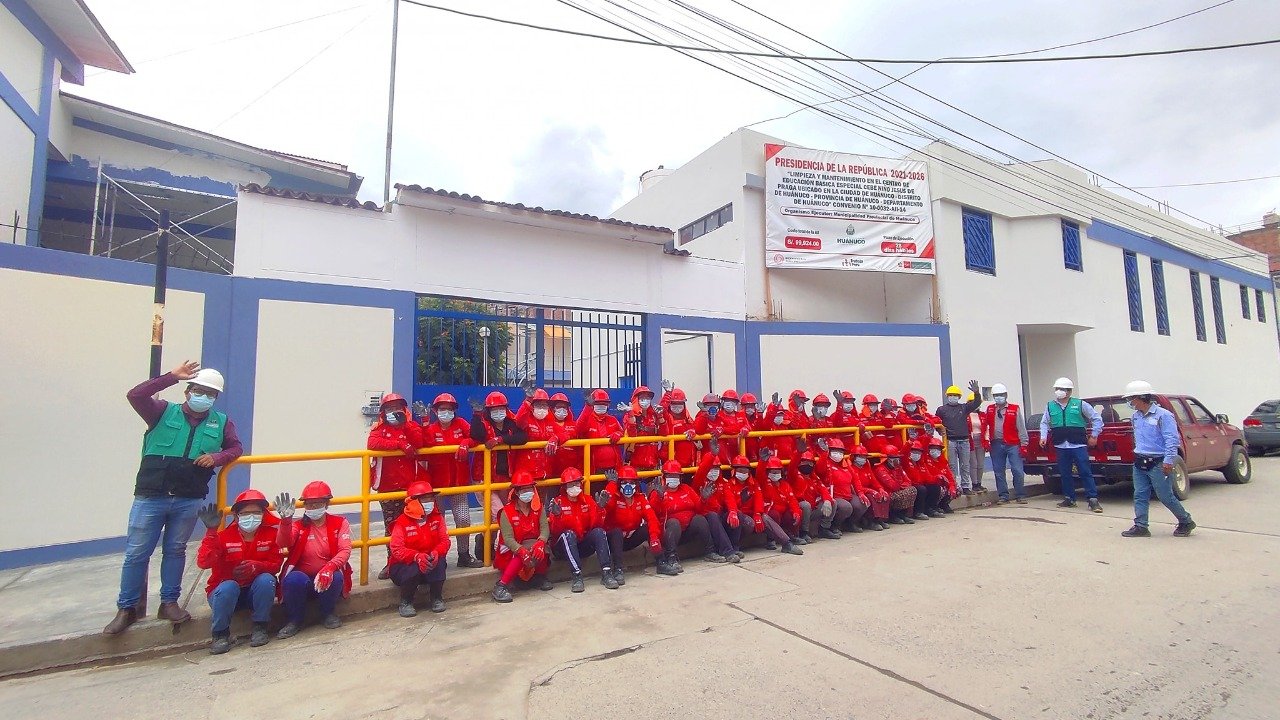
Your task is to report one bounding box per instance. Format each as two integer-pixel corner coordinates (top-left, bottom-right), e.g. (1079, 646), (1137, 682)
(888, 459), (900, 468)
(516, 490), (535, 504)
(304, 508), (327, 522)
(841, 402), (855, 413)
(907, 429), (919, 439)
(723, 401), (738, 413)
(945, 397), (960, 405)
(814, 407), (827, 418)
(187, 393), (215, 413)
(829, 451), (845, 463)
(237, 513), (262, 533)
(795, 402), (808, 412)
(929, 449), (943, 459)
(799, 463), (814, 476)
(853, 457), (868, 467)
(421, 501), (435, 515)
(707, 469), (721, 481)
(532, 406), (549, 421)
(734, 470), (749, 481)
(909, 452), (923, 462)
(436, 409), (454, 423)
(768, 472), (782, 482)
(385, 411), (404, 426)
(565, 485), (583, 499)
(706, 406), (720, 418)
(639, 398), (652, 409)
(994, 396), (1007, 405)
(867, 405), (880, 414)
(554, 407), (569, 421)
(665, 477), (680, 489)
(490, 410), (507, 423)
(904, 404), (918, 413)
(1054, 390), (1069, 400)
(620, 483), (636, 497)
(593, 404), (608, 416)
(773, 414), (785, 426)
(744, 407), (756, 417)
(671, 403), (685, 415)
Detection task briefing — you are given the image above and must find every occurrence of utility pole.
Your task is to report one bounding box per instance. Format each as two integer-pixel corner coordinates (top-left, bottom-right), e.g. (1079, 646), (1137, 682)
(382, 0), (400, 206)
(150, 210), (170, 378)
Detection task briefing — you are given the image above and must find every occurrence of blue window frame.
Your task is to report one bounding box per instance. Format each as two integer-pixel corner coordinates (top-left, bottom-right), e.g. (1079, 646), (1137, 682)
(1257, 289), (1268, 323)
(1151, 258), (1169, 336)
(1210, 277), (1226, 344)
(1240, 284), (1251, 320)
(1062, 219), (1082, 271)
(1123, 250), (1143, 332)
(1190, 271), (1206, 342)
(962, 208), (995, 275)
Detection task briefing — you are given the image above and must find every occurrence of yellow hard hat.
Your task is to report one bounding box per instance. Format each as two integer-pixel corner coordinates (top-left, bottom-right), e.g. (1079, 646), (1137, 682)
(945, 385), (962, 396)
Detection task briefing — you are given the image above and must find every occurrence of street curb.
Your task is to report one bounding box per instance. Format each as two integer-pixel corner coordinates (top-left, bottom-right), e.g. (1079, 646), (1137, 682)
(0, 482), (1045, 679)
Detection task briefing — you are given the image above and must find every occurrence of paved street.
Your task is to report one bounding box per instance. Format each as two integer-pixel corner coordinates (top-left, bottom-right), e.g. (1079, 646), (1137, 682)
(1, 459), (1276, 720)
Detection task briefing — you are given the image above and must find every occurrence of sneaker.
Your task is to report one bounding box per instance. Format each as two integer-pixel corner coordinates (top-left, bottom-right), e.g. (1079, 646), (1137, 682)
(873, 521), (887, 531)
(1057, 499), (1077, 508)
(941, 506), (955, 514)
(1121, 525), (1151, 538)
(1015, 497), (1028, 504)
(601, 571), (620, 590)
(672, 557), (684, 574)
(571, 574), (585, 593)
(997, 497), (1009, 505)
(733, 551), (745, 561)
(726, 552), (741, 564)
(798, 534), (814, 545)
(377, 565), (391, 581)
(974, 484), (988, 493)
(912, 513), (931, 521)
(249, 623), (270, 648)
(614, 569), (626, 586)
(781, 542), (803, 556)
(703, 552), (727, 563)
(209, 633), (232, 655)
(1088, 498), (1103, 513)
(323, 614), (342, 629)
(817, 527), (840, 540)
(847, 523), (865, 533)
(537, 575), (554, 591)
(456, 554), (485, 569)
(656, 558), (679, 576)
(429, 598), (446, 613)
(764, 540), (778, 551)
(276, 622), (300, 640)
(961, 489), (973, 496)
(398, 601), (417, 617)
(901, 515), (915, 524)
(888, 516), (906, 525)
(928, 509), (946, 518)
(492, 582), (514, 603)
(1173, 520), (1196, 537)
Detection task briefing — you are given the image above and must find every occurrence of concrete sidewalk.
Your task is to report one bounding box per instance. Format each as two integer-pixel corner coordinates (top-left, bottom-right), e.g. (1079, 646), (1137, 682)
(0, 473), (1042, 678)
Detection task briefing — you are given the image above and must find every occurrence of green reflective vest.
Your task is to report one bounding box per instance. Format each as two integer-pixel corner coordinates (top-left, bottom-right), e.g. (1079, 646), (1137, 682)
(1046, 397), (1087, 445)
(134, 403), (226, 498)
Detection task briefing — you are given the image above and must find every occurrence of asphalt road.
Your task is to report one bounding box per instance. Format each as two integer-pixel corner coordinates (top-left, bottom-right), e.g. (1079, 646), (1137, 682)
(1, 459), (1276, 720)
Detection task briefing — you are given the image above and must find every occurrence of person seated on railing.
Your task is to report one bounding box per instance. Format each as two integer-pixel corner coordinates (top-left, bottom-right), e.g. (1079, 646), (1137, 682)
(660, 388), (700, 469)
(863, 397), (902, 455)
(514, 388), (560, 504)
(905, 440), (949, 520)
(548, 393), (581, 479)
(761, 392), (802, 465)
(388, 481), (450, 617)
(717, 389), (752, 460)
(922, 437), (958, 514)
(814, 439), (868, 539)
(740, 392), (762, 461)
(471, 391), (530, 547)
(860, 394), (880, 419)
(622, 386), (669, 488)
(694, 440), (743, 563)
(808, 393), (835, 453)
(651, 459), (735, 569)
(900, 394), (931, 446)
(548, 467), (617, 592)
(194, 490), (283, 655)
(492, 472), (551, 603)
(829, 390), (863, 450)
(422, 393), (483, 569)
(368, 392), (425, 581)
(786, 450), (826, 545)
(273, 481), (352, 640)
(874, 445), (920, 526)
(694, 393), (731, 464)
(576, 389), (625, 475)
(850, 445), (891, 531)
(758, 454), (805, 555)
(596, 465), (664, 585)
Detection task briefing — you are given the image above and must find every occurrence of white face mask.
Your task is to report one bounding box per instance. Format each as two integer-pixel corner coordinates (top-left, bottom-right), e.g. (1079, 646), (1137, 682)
(665, 477), (680, 489)
(904, 404), (918, 413)
(518, 490), (535, 504)
(867, 405), (880, 414)
(671, 403), (685, 415)
(490, 409), (507, 423)
(841, 402), (855, 413)
(929, 449), (942, 459)
(945, 397), (960, 405)
(639, 398), (652, 409)
(994, 396), (1007, 405)
(853, 456), (868, 467)
(773, 414), (785, 426)
(723, 401), (738, 413)
(909, 452), (923, 462)
(532, 407), (549, 421)
(706, 469), (720, 481)
(593, 404), (608, 416)
(768, 472), (783, 482)
(814, 407), (827, 418)
(304, 508), (327, 522)
(421, 501), (435, 515)
(566, 484), (582, 498)
(554, 407), (569, 421)
(436, 409), (454, 424)
(1054, 390), (1069, 400)
(734, 470), (750, 481)
(829, 451), (845, 463)
(237, 514), (262, 533)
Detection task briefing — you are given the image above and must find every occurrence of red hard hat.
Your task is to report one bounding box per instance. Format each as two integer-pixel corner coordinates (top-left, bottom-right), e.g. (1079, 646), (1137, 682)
(741, 392), (757, 405)
(590, 389), (610, 404)
(883, 445), (901, 457)
(901, 393), (917, 404)
(798, 451), (816, 463)
(765, 457), (784, 470)
(432, 392), (457, 407)
(721, 389), (740, 402)
(511, 471), (536, 488)
(484, 391), (508, 408)
(928, 436), (945, 448)
(530, 389), (550, 402)
(838, 391), (856, 401)
(813, 393), (831, 406)
(380, 393), (406, 408)
(561, 467), (583, 484)
(300, 481), (333, 501)
(633, 386), (653, 399)
(730, 455), (751, 468)
(407, 480), (434, 497)
(881, 398), (898, 411)
(862, 394), (879, 404)
(667, 388), (687, 403)
(232, 489), (269, 512)
(790, 389), (808, 401)
(550, 392), (570, 405)
(618, 466), (639, 480)
(702, 393), (721, 405)
(910, 438), (928, 451)
(852, 444), (870, 456)
(826, 438), (846, 451)
(663, 459), (683, 474)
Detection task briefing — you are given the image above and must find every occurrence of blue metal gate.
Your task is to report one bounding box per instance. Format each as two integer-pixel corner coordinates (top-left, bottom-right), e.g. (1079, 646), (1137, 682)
(413, 295), (646, 415)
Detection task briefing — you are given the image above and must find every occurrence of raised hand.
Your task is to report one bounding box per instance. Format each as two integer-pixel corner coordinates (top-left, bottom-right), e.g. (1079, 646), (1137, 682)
(604, 468), (619, 485)
(968, 379), (981, 397)
(274, 492), (295, 520)
(771, 392), (781, 406)
(171, 360), (200, 380)
(197, 503), (222, 529)
(595, 490), (610, 509)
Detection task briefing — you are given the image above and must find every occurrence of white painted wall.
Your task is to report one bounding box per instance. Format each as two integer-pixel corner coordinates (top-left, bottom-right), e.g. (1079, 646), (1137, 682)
(0, 112), (34, 240)
(758, 334), (941, 403)
(64, 123), (277, 190)
(248, 300), (395, 500)
(0, 269), (204, 552)
(710, 331), (738, 392)
(0, 4), (43, 111)
(661, 331), (712, 396)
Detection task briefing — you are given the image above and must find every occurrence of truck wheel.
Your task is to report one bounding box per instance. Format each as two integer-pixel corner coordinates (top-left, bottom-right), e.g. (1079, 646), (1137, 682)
(1171, 458), (1190, 501)
(1223, 444), (1252, 484)
(1043, 471), (1062, 496)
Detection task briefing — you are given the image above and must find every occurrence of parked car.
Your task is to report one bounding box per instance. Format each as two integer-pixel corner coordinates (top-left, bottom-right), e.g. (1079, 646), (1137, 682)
(1025, 394), (1251, 500)
(1244, 399), (1280, 455)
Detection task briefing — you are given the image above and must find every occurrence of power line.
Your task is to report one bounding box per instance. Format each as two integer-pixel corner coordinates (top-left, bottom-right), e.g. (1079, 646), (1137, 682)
(1104, 174), (1280, 189)
(399, 2), (1279, 63)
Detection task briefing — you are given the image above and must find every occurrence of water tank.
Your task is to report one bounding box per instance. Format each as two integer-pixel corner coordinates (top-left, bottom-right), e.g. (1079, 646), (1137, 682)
(639, 165), (673, 193)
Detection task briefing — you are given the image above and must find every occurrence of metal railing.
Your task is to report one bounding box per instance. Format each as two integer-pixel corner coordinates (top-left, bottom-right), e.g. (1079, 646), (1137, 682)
(215, 423), (943, 586)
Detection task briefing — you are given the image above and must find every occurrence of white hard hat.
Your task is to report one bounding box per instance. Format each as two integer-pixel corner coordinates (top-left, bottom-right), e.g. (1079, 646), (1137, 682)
(991, 383), (1008, 395)
(1122, 380), (1154, 398)
(189, 368), (225, 393)
(1053, 377), (1074, 390)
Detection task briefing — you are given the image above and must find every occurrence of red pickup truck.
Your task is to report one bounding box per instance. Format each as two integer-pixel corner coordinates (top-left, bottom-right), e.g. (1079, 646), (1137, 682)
(1025, 394), (1252, 500)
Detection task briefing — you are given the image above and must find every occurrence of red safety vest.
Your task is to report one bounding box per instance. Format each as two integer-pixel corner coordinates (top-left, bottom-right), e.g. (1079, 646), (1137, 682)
(982, 404), (1021, 446)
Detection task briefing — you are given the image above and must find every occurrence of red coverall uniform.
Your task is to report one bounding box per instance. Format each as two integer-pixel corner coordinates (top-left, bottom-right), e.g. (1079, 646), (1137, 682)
(514, 400), (559, 481)
(874, 461), (919, 514)
(624, 392), (670, 472)
(650, 480), (719, 558)
(368, 415), (424, 563)
(495, 501), (550, 585)
(549, 485), (612, 574)
(599, 479), (663, 566)
(388, 504), (451, 589)
(852, 459), (890, 521)
(576, 408), (625, 473)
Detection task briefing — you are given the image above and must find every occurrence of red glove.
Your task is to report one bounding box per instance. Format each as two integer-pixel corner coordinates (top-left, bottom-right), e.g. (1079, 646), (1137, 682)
(981, 441), (990, 451)
(232, 561), (254, 583)
(609, 433), (622, 445)
(416, 553), (429, 572)
(455, 445), (469, 461)
(753, 515), (764, 530)
(402, 442), (418, 457)
(518, 546), (532, 564)
(738, 427), (750, 438)
(727, 512), (740, 529)
(485, 437), (499, 449)
(684, 429), (696, 441)
(649, 540), (662, 555)
(532, 540), (547, 561)
(314, 567), (334, 592)
(544, 441), (558, 456)
(1019, 444), (1028, 458)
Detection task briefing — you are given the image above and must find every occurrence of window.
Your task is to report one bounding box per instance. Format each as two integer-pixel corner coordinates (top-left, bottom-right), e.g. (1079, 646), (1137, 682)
(1257, 289), (1268, 323)
(1241, 284), (1252, 320)
(1169, 399), (1194, 425)
(963, 208), (995, 275)
(677, 203), (733, 245)
(1210, 276), (1225, 344)
(1062, 219), (1082, 271)
(1123, 250), (1143, 332)
(1151, 258), (1169, 335)
(1091, 399), (1135, 424)
(1185, 398), (1215, 424)
(1190, 271), (1206, 342)
(1252, 400), (1278, 415)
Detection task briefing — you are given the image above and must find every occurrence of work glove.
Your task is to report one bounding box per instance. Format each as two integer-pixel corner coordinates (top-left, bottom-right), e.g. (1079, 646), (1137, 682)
(608, 432), (622, 445)
(859, 495), (869, 507)
(523, 383), (535, 398)
(197, 503), (222, 530)
(314, 566), (335, 593)
(531, 541), (547, 562)
(738, 427), (750, 438)
(544, 440), (558, 456)
(816, 437), (829, 453)
(615, 402), (630, 413)
(727, 512), (740, 529)
(232, 561), (254, 583)
(595, 490), (610, 509)
(485, 437), (500, 449)
(416, 553), (430, 573)
(411, 400), (429, 420)
(274, 492), (295, 520)
(402, 442), (417, 457)
(709, 436), (721, 456)
(792, 511), (801, 526)
(820, 500), (833, 518)
(683, 429), (696, 441)
(771, 392), (781, 406)
(548, 499), (563, 517)
(758, 446), (773, 462)
(604, 468), (619, 485)
(700, 483), (715, 500)
(469, 399), (484, 413)
(968, 380), (981, 397)
(455, 444), (470, 461)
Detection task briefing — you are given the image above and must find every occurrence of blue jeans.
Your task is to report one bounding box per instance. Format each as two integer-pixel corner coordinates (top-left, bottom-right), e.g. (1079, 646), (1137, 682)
(1132, 464), (1192, 528)
(1055, 445), (1098, 500)
(209, 574), (276, 633)
(991, 442), (1026, 500)
(281, 570), (343, 624)
(117, 495), (203, 609)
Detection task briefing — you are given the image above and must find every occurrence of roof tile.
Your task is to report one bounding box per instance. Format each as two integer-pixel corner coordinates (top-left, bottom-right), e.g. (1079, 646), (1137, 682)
(238, 183), (382, 212)
(394, 184), (672, 234)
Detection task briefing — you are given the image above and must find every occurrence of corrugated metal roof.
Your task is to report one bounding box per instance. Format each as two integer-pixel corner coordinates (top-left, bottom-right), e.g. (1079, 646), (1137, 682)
(239, 183), (382, 212)
(395, 184), (672, 234)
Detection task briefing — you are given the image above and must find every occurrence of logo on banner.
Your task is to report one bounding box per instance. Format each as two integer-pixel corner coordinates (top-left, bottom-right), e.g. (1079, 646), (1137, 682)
(771, 253), (785, 265)
(784, 235), (822, 250)
(841, 258), (865, 268)
(901, 260), (933, 271)
(880, 241), (917, 255)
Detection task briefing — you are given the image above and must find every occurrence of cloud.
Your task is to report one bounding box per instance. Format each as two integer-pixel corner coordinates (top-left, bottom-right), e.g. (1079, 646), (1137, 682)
(508, 125), (626, 216)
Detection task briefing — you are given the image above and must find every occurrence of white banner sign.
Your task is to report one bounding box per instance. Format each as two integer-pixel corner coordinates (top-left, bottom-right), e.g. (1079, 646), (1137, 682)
(764, 144), (936, 274)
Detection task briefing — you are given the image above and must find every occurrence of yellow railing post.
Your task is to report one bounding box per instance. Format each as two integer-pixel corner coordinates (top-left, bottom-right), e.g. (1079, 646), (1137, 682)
(360, 455), (371, 586)
(583, 443), (593, 495)
(481, 447), (492, 567)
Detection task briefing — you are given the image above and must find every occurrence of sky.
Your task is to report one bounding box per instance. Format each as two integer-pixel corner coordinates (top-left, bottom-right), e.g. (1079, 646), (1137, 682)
(73, 0), (1280, 234)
